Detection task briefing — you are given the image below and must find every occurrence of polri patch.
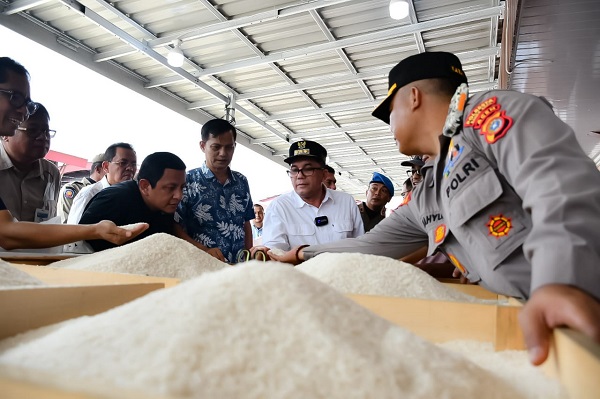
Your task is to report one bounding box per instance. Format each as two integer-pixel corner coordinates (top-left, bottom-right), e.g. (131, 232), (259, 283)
(64, 188), (75, 200)
(480, 110), (513, 144)
(488, 214), (512, 238)
(434, 224), (447, 244)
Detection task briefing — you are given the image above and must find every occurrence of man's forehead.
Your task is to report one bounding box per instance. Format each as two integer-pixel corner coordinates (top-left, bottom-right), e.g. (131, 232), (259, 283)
(206, 131), (235, 143)
(291, 158), (320, 168)
(1, 70), (30, 93)
(158, 168), (185, 183)
(115, 147), (136, 159)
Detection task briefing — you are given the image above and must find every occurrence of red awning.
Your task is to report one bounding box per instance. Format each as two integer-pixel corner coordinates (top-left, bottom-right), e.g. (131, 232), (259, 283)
(45, 150), (91, 174)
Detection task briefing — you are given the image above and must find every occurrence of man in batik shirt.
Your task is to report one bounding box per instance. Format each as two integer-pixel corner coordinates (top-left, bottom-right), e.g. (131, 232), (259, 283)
(175, 118), (254, 263)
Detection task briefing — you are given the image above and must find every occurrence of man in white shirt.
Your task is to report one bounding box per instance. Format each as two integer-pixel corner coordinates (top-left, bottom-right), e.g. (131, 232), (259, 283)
(67, 142), (136, 225)
(260, 140), (364, 251)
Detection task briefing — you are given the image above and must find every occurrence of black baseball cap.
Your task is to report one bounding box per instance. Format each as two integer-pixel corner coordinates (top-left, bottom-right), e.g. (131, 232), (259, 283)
(372, 52), (468, 124)
(284, 140), (327, 165)
(401, 155), (425, 167)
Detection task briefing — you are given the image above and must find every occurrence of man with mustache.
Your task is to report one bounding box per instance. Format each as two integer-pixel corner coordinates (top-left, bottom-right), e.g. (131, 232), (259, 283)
(67, 142), (137, 225)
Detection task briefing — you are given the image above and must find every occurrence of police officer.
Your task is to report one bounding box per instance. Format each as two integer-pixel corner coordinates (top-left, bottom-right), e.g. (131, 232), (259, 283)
(269, 51), (600, 366)
(57, 153), (106, 223)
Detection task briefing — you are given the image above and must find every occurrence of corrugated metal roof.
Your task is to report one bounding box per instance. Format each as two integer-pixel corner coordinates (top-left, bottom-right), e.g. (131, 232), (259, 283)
(1, 0), (505, 194)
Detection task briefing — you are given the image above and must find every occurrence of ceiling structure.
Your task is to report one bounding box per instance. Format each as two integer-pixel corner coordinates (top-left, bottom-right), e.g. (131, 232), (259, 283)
(1, 0), (598, 196)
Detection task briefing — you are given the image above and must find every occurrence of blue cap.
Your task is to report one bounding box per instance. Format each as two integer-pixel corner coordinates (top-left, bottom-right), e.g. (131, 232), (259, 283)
(370, 172), (394, 197)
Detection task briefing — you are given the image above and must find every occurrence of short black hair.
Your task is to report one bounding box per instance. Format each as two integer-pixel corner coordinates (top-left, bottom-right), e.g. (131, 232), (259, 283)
(30, 102), (50, 121)
(0, 57), (30, 83)
(201, 118), (237, 142)
(103, 142), (135, 162)
(325, 165), (335, 174)
(138, 152), (186, 188)
(253, 204), (264, 210)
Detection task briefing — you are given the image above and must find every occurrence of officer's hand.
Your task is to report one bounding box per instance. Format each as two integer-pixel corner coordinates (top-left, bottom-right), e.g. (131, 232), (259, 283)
(268, 246), (301, 265)
(98, 221), (149, 244)
(519, 284), (600, 366)
(452, 267), (472, 284)
(205, 247), (226, 262)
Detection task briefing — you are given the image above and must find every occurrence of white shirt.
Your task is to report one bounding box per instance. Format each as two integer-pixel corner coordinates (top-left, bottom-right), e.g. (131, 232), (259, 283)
(66, 176), (110, 224)
(262, 188), (364, 251)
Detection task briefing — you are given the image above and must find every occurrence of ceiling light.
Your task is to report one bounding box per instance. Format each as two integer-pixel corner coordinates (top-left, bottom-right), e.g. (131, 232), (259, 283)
(389, 0), (409, 20)
(167, 41), (184, 68)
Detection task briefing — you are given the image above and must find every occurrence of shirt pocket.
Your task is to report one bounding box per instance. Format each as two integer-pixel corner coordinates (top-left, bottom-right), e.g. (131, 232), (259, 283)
(288, 223), (317, 237)
(448, 167), (529, 268)
(332, 221), (353, 236)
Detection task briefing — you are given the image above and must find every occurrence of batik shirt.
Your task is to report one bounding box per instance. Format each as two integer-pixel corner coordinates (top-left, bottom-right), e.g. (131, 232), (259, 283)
(175, 162), (254, 263)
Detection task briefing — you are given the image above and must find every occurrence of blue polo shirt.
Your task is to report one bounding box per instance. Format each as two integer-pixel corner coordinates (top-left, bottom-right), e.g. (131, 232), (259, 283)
(175, 162), (254, 263)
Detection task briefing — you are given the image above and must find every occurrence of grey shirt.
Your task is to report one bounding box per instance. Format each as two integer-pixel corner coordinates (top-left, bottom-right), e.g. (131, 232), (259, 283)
(304, 90), (600, 300)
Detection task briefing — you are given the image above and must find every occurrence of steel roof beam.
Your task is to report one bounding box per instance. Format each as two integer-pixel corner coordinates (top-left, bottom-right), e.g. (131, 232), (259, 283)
(146, 5), (503, 87)
(2, 0), (51, 15)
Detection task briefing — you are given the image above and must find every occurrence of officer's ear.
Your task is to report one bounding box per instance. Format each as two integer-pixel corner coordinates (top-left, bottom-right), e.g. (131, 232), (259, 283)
(409, 86), (422, 111)
(138, 179), (152, 196)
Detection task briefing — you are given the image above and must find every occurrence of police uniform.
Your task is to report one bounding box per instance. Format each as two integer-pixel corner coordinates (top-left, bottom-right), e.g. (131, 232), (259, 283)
(57, 177), (95, 223)
(303, 52), (600, 300)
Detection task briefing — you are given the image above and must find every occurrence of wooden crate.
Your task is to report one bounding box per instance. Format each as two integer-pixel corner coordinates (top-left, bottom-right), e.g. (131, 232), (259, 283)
(0, 275), (598, 398)
(11, 264), (180, 288)
(0, 283), (164, 341)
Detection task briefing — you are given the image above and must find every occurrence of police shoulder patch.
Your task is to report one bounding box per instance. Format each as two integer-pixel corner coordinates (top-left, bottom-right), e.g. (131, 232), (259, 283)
(63, 188), (75, 200)
(480, 110), (513, 144)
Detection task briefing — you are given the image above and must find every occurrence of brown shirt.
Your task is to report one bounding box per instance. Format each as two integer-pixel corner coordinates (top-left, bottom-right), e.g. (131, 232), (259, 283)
(0, 143), (60, 222)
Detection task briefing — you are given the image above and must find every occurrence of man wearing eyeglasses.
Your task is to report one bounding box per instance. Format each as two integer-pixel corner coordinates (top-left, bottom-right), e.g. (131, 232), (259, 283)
(0, 57), (38, 137)
(0, 102), (60, 222)
(401, 155), (425, 187)
(358, 172), (394, 232)
(258, 140), (364, 252)
(67, 142), (137, 225)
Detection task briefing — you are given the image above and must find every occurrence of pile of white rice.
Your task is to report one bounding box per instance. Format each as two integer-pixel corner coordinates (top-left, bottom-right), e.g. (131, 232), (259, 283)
(52, 233), (227, 280)
(297, 253), (486, 302)
(438, 341), (567, 399)
(0, 261), (44, 288)
(0, 262), (524, 399)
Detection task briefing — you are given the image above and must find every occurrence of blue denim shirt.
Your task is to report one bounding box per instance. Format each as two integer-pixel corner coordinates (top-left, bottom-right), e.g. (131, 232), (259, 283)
(175, 162), (254, 263)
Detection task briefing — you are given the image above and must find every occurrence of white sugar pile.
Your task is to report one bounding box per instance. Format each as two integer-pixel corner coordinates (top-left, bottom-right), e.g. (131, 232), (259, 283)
(52, 233), (227, 280)
(0, 262), (523, 399)
(438, 341), (567, 399)
(0, 261), (44, 288)
(297, 253), (485, 302)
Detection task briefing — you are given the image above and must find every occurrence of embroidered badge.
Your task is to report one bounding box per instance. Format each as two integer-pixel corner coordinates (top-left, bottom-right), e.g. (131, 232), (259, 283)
(448, 254), (466, 274)
(488, 214), (512, 238)
(443, 139), (464, 178)
(480, 110), (513, 144)
(465, 97), (497, 127)
(434, 224), (447, 244)
(64, 188), (75, 200)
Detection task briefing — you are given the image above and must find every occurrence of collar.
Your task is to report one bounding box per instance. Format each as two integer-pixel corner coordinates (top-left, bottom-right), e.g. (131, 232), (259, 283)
(0, 143), (44, 177)
(200, 161), (234, 182)
(291, 187), (333, 208)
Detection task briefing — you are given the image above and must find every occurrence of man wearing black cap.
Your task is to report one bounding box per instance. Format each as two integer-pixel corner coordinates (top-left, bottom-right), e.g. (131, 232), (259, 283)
(270, 51), (600, 366)
(401, 155), (425, 187)
(259, 140), (364, 252)
(358, 172), (393, 232)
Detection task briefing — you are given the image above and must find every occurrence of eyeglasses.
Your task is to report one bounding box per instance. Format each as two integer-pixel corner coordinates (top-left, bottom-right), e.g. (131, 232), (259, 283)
(287, 166), (323, 177)
(406, 169), (422, 177)
(0, 89), (38, 116)
(16, 126), (56, 138)
(110, 160), (137, 169)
